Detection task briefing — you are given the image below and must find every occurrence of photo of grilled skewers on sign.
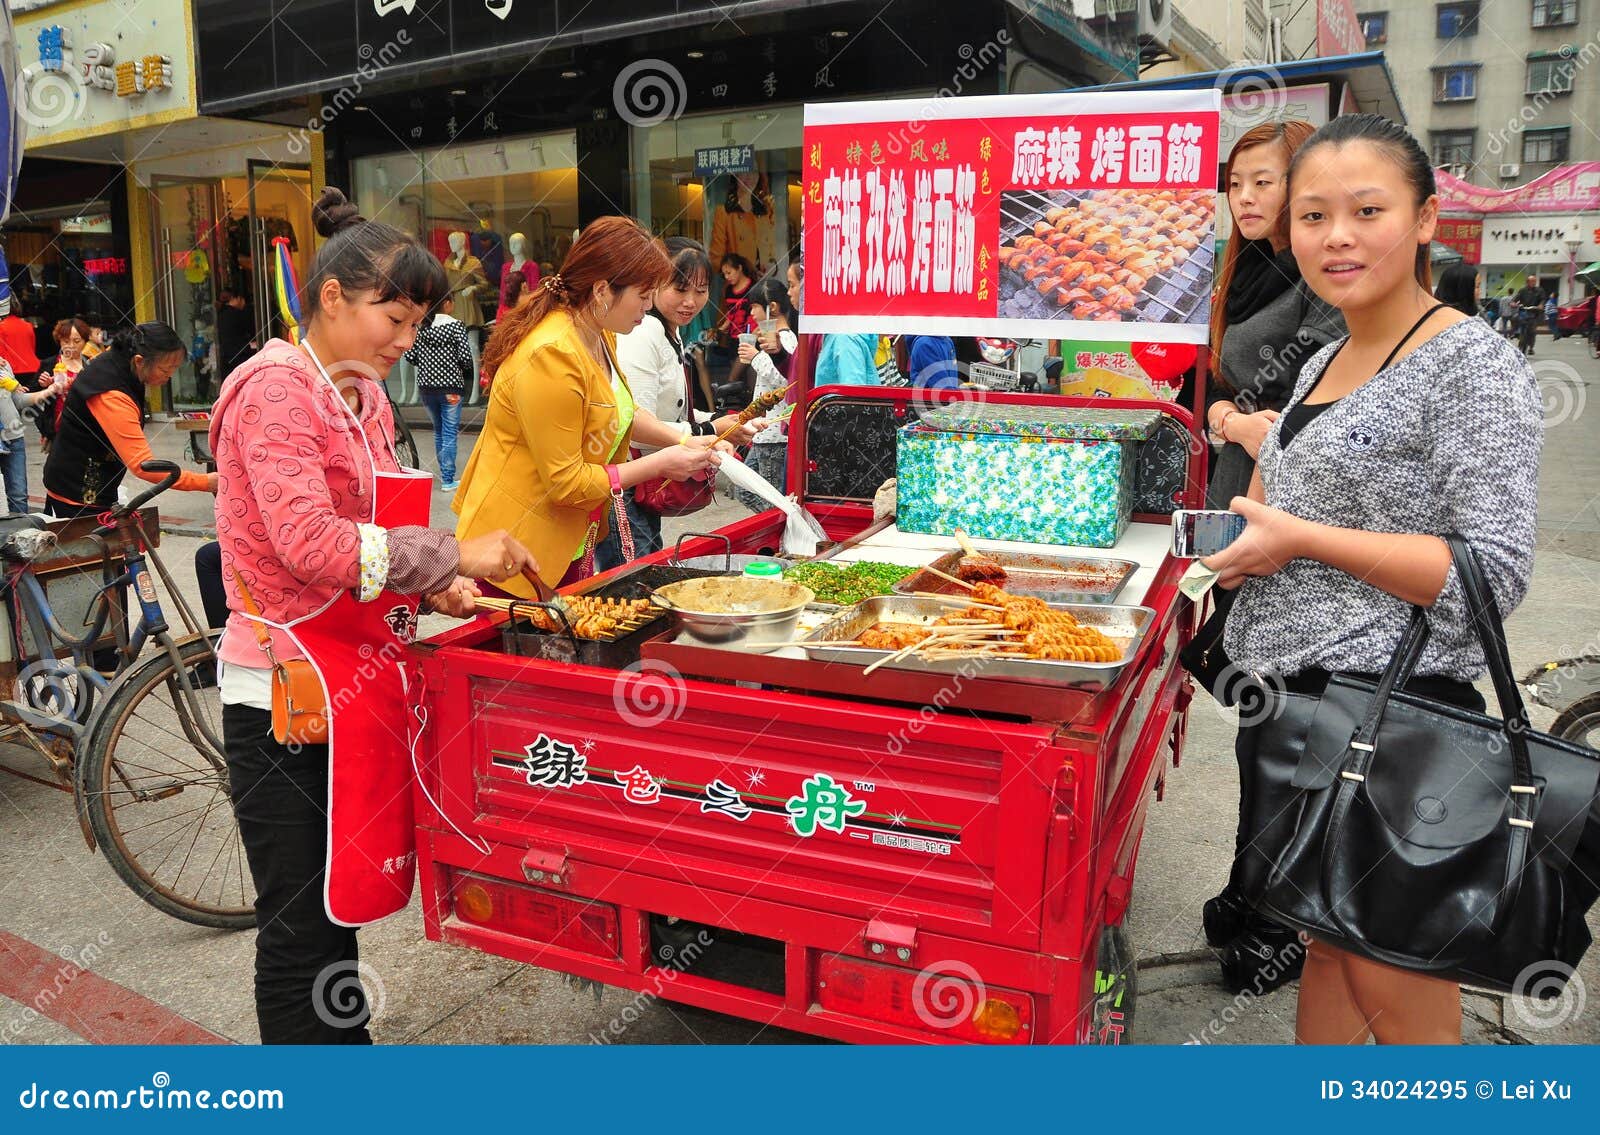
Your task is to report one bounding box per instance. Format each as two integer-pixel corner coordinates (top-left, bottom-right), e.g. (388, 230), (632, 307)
(997, 188), (1216, 325)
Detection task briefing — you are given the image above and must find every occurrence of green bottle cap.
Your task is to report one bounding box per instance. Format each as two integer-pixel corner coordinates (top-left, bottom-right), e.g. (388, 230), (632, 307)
(743, 561), (783, 577)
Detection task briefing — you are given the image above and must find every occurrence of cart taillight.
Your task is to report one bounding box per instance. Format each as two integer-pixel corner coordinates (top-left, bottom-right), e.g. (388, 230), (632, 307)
(448, 871), (620, 959)
(816, 953), (1034, 1044)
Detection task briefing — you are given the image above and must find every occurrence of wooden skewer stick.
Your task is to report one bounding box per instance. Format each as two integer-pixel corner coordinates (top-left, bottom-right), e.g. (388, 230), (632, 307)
(863, 637), (926, 676)
(921, 566), (976, 592)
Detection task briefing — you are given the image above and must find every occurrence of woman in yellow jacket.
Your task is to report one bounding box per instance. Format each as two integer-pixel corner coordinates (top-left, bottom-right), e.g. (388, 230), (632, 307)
(454, 217), (722, 595)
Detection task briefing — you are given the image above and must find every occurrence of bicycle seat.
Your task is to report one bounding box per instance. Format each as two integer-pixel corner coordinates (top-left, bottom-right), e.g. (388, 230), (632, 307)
(0, 513), (50, 559)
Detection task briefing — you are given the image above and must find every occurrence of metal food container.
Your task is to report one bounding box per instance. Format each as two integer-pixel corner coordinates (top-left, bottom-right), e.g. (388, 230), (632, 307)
(800, 595), (1153, 690)
(894, 551), (1137, 604)
(668, 532), (791, 573)
(652, 577), (816, 651)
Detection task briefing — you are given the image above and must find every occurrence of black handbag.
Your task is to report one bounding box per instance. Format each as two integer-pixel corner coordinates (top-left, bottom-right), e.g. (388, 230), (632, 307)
(1237, 536), (1600, 991)
(1179, 586), (1238, 705)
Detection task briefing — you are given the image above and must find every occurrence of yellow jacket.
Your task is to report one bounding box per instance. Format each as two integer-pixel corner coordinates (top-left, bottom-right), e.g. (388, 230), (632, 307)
(452, 310), (632, 596)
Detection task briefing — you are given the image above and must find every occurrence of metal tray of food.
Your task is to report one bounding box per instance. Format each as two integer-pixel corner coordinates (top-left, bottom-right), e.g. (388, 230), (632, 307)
(893, 551), (1137, 604)
(800, 596), (1153, 690)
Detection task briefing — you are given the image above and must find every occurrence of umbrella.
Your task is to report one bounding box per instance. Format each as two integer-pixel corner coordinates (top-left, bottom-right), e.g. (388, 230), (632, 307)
(0, 4), (23, 315)
(1576, 261), (1600, 284)
(271, 236), (304, 345)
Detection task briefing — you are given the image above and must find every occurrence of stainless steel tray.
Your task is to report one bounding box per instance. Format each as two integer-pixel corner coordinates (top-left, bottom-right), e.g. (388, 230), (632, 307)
(800, 596), (1153, 690)
(893, 550), (1138, 604)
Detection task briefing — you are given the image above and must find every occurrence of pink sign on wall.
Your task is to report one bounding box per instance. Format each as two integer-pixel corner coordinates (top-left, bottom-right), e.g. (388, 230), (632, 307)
(1436, 162), (1600, 214)
(1316, 0), (1366, 57)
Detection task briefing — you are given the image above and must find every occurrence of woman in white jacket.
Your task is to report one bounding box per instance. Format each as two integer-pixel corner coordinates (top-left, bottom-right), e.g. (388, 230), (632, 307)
(594, 237), (761, 571)
(733, 277), (797, 511)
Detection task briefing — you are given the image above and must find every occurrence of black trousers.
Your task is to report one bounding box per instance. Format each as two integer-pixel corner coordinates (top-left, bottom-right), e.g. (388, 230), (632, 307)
(194, 540), (228, 630)
(224, 703), (372, 1045)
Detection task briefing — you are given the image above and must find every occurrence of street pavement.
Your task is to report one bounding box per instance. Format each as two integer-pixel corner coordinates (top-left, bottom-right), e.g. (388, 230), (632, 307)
(2, 331), (1597, 1045)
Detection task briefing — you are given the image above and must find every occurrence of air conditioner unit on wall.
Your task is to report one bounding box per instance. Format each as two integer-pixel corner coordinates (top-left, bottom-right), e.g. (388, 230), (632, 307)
(1092, 0), (1175, 54)
(1499, 163), (1521, 179)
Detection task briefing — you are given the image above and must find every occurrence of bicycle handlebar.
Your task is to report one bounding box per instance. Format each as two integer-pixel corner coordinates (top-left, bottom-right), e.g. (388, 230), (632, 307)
(95, 460), (182, 532)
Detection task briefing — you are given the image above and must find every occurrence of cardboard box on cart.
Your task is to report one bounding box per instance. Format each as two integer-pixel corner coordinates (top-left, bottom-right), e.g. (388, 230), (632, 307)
(895, 407), (1162, 549)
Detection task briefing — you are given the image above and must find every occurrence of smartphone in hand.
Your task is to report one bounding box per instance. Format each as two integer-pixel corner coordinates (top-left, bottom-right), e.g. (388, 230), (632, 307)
(1171, 509), (1247, 558)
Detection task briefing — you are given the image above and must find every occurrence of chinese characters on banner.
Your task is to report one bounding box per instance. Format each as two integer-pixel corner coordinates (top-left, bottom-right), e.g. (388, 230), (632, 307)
(1434, 218), (1484, 264)
(801, 90), (1222, 343)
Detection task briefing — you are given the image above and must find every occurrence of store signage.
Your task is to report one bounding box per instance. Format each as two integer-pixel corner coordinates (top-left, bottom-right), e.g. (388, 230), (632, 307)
(21, 23), (176, 111)
(1315, 0), (1365, 58)
(1481, 215), (1586, 264)
(1436, 162), (1600, 214)
(82, 257), (128, 275)
(695, 145), (755, 177)
(1434, 218), (1483, 263)
(801, 90), (1222, 344)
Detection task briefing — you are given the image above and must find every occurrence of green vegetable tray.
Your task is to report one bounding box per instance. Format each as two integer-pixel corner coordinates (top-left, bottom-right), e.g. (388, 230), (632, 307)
(782, 561), (920, 607)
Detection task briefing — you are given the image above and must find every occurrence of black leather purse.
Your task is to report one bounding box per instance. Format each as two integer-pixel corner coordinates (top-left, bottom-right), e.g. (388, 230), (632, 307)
(1179, 586), (1237, 705)
(1236, 537), (1600, 991)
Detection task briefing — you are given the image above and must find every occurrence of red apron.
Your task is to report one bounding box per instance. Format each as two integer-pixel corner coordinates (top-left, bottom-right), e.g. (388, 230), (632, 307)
(242, 348), (433, 927)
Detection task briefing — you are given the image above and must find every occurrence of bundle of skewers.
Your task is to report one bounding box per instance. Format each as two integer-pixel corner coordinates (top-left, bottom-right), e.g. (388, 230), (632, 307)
(818, 573), (1124, 675)
(476, 595), (660, 642)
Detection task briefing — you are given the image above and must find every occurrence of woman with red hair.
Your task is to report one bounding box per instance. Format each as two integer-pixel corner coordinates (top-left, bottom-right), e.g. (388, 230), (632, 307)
(454, 216), (725, 595)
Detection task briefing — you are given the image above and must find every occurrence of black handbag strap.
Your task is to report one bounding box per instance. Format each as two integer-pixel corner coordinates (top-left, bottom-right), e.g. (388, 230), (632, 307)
(1321, 536), (1536, 960)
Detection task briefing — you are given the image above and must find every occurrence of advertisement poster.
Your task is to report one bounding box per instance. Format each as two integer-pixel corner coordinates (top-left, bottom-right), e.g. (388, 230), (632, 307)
(1058, 340), (1196, 402)
(801, 89), (1222, 344)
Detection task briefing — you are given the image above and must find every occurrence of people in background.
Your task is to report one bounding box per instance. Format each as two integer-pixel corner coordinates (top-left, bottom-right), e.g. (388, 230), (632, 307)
(1545, 290), (1559, 340)
(0, 293), (41, 390)
(906, 334), (959, 390)
(596, 237), (760, 572)
(35, 317), (91, 453)
(813, 333), (882, 386)
(402, 295), (474, 491)
(41, 322), (212, 518)
(733, 276), (797, 511)
(1514, 275), (1543, 356)
(215, 289), (258, 383)
(1433, 263), (1479, 319)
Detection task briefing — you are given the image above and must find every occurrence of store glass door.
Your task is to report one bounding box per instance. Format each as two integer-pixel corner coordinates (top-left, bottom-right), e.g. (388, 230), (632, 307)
(149, 178), (222, 410)
(244, 162), (313, 345)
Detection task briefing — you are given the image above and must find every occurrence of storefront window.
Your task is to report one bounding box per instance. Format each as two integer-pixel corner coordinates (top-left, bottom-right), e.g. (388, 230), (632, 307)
(351, 130), (580, 405)
(3, 210), (134, 355)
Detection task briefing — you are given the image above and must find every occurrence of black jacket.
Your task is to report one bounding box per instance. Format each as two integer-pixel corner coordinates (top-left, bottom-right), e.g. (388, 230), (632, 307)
(43, 347), (144, 506)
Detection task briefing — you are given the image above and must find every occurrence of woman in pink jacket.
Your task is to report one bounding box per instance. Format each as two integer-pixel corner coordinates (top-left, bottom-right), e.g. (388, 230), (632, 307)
(211, 188), (535, 1044)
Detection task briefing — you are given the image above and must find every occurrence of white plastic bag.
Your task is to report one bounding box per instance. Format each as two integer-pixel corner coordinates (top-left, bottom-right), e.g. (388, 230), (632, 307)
(718, 457), (827, 557)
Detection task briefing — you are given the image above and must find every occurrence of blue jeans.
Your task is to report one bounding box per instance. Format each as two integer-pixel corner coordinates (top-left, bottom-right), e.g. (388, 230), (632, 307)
(419, 391), (460, 482)
(734, 441), (788, 513)
(1, 442), (27, 513)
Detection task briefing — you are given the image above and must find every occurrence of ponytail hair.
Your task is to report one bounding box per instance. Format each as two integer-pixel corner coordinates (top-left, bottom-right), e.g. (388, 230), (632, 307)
(303, 187), (448, 323)
(1288, 113), (1437, 292)
(481, 216), (671, 381)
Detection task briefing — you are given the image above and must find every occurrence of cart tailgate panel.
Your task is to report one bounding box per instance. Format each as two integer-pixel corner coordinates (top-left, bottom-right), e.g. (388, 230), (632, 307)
(422, 653), (1056, 947)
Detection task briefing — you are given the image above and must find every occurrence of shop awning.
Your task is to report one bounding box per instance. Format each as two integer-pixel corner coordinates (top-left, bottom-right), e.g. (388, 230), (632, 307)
(1074, 50), (1406, 125)
(1578, 261), (1600, 281)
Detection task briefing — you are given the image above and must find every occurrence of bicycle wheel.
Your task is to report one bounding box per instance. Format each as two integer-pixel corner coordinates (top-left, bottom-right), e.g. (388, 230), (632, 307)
(1552, 691), (1600, 752)
(394, 416), (421, 471)
(77, 633), (255, 930)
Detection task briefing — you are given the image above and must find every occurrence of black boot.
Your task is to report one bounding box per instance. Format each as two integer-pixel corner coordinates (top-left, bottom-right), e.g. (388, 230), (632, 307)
(1202, 884), (1251, 948)
(1219, 922), (1307, 995)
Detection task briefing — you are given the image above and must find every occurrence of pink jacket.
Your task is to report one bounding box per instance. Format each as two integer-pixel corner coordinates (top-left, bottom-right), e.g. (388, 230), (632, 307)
(210, 340), (455, 667)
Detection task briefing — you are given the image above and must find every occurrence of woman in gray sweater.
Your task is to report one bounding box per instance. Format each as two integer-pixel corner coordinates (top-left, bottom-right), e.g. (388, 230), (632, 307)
(1205, 115), (1545, 1044)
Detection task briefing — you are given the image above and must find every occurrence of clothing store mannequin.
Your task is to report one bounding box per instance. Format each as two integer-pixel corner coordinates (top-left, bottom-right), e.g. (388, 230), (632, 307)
(497, 231), (541, 318)
(470, 218), (505, 293)
(443, 230), (488, 328)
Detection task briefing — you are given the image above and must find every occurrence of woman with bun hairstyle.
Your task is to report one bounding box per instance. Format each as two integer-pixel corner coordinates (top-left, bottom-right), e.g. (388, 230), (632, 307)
(454, 216), (723, 595)
(1205, 115), (1550, 1043)
(211, 188), (537, 1044)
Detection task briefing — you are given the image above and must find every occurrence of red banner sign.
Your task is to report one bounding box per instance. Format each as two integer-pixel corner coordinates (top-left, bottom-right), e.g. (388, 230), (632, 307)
(82, 256), (128, 275)
(1434, 218), (1483, 264)
(801, 91), (1221, 343)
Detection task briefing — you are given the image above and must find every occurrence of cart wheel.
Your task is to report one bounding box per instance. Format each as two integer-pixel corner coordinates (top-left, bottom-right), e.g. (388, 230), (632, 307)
(1089, 924), (1137, 1045)
(1552, 691), (1600, 751)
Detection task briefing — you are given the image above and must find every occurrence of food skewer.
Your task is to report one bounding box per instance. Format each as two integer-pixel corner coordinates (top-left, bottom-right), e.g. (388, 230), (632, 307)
(921, 567), (976, 592)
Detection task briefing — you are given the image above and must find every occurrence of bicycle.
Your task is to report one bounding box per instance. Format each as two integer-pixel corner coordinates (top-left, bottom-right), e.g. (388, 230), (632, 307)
(0, 460), (251, 929)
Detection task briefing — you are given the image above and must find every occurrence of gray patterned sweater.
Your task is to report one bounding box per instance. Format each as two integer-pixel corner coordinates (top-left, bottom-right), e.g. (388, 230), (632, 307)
(1225, 316), (1543, 681)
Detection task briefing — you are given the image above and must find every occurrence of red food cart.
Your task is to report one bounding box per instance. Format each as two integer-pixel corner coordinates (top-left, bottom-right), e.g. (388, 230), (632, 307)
(408, 380), (1206, 1046)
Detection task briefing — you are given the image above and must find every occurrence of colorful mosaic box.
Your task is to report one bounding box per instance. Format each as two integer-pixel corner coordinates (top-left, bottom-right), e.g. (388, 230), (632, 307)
(896, 422), (1137, 549)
